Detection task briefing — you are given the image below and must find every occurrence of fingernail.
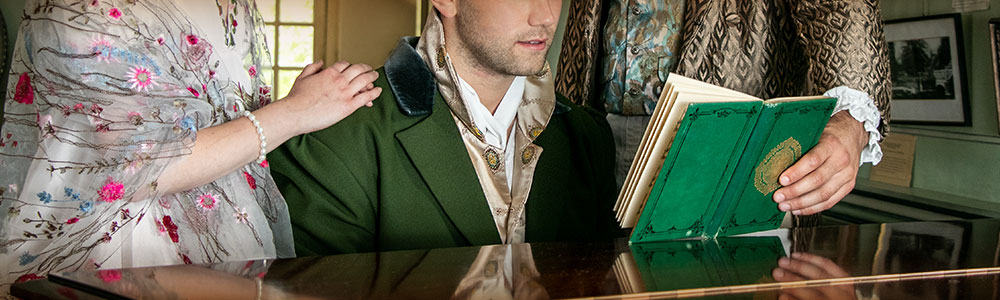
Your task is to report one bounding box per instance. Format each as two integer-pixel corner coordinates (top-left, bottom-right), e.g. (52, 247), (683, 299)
(792, 210), (802, 215)
(780, 176), (790, 185)
(791, 252), (801, 258)
(779, 203), (790, 211)
(778, 258), (790, 267)
(773, 269), (784, 278)
(315, 60), (323, 65)
(774, 193), (784, 202)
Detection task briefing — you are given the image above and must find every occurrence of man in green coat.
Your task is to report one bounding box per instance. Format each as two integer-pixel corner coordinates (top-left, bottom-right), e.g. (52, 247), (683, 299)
(269, 0), (620, 256)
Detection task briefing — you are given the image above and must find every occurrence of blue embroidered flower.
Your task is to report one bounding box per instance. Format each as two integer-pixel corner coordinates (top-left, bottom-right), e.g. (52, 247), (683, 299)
(63, 187), (82, 200)
(19, 252), (38, 266)
(36, 191), (52, 204)
(180, 117), (197, 132)
(79, 202), (93, 213)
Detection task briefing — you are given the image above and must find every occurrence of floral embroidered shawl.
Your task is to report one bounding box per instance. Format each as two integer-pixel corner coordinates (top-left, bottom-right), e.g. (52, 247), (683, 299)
(0, 0), (293, 294)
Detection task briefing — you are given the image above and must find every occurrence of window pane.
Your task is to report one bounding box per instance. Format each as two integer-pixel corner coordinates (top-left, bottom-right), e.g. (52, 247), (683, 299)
(277, 26), (314, 68)
(280, 0), (314, 23)
(265, 25), (276, 64)
(257, 0), (276, 22)
(277, 69), (301, 100)
(261, 67), (274, 87)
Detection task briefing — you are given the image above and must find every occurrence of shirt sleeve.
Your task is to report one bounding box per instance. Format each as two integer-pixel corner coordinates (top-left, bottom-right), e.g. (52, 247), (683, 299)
(824, 86), (883, 165)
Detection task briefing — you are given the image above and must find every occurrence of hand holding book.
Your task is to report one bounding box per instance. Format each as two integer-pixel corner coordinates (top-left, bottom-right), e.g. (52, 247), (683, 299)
(772, 110), (869, 216)
(615, 73), (839, 243)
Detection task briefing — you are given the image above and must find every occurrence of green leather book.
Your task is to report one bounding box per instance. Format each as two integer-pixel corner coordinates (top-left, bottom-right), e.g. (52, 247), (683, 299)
(614, 73), (836, 244)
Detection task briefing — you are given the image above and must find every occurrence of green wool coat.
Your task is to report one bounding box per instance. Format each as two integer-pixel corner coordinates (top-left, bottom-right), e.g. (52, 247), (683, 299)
(270, 37), (621, 256)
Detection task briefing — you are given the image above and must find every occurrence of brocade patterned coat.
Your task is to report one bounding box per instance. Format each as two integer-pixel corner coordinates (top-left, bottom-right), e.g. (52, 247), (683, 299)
(556, 0), (891, 137)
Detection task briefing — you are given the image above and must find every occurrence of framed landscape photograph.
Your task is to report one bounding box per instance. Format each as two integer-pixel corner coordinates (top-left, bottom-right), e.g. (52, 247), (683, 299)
(885, 14), (970, 125)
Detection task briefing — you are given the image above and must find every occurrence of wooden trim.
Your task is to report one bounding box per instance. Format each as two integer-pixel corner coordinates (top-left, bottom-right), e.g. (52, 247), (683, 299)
(314, 0), (326, 64)
(320, 0), (340, 63)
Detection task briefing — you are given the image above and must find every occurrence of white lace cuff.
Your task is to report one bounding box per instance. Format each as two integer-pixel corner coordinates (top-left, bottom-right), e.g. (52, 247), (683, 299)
(823, 86), (883, 166)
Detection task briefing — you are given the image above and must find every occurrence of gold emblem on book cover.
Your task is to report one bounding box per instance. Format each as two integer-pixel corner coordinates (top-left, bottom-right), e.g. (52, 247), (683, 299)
(754, 137), (802, 195)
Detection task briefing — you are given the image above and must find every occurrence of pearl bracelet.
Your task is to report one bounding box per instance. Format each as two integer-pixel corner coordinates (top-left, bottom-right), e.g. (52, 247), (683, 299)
(243, 110), (267, 165)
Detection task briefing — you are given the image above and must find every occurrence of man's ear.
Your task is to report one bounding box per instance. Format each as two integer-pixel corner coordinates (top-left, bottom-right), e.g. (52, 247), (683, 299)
(430, 0), (457, 18)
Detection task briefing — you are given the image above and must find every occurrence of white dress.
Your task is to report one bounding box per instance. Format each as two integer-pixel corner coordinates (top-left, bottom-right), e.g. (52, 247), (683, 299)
(0, 0), (292, 295)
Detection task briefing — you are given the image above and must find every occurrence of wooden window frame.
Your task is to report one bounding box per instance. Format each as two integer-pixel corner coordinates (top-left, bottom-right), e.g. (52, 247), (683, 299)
(263, 0), (326, 100)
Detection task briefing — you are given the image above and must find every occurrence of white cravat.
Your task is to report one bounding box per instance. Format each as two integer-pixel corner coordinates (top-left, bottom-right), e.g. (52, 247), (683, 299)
(455, 75), (526, 191)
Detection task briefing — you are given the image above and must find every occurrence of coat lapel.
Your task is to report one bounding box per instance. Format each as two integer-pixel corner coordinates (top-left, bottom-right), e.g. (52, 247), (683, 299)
(395, 95), (501, 246)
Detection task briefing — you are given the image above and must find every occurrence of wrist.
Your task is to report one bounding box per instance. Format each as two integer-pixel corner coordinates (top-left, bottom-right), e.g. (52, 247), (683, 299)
(250, 99), (298, 150)
(831, 111), (867, 150)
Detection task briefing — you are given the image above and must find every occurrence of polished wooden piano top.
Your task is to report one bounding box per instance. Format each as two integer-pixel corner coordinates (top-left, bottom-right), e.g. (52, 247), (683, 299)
(14, 218), (1000, 299)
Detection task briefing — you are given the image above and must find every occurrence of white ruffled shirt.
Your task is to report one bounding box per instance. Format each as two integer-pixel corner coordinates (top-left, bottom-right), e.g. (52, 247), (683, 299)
(824, 86), (883, 165)
(455, 75), (527, 191)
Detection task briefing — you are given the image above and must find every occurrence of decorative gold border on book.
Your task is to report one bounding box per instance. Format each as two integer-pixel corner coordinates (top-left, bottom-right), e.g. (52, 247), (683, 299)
(753, 137), (802, 195)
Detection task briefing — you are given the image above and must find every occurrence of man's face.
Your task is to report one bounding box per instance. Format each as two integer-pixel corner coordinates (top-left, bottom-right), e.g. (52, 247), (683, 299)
(453, 0), (561, 76)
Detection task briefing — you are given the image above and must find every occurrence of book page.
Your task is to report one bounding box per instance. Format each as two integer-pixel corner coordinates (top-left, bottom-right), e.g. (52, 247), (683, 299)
(617, 74), (759, 219)
(763, 95), (830, 103)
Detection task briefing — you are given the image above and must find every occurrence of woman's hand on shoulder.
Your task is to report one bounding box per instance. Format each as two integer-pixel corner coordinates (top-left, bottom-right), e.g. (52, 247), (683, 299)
(279, 60), (382, 135)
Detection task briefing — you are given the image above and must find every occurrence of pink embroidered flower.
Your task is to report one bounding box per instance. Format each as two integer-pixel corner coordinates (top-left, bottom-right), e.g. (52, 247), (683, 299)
(126, 66), (158, 92)
(181, 34), (212, 69)
(234, 207), (249, 224)
(108, 8), (122, 19)
(97, 270), (122, 283)
(90, 103), (103, 114)
(14, 73), (34, 104)
(232, 18), (238, 28)
(154, 221), (167, 240)
(127, 111), (143, 126)
(259, 159), (269, 168)
(243, 171), (257, 189)
(196, 193), (218, 211)
(181, 254), (193, 265)
(248, 65), (257, 77)
(156, 35), (165, 45)
(66, 217), (79, 224)
(163, 216), (179, 243)
(73, 103), (85, 111)
(187, 86), (200, 97)
(97, 177), (124, 203)
(88, 0), (99, 6)
(258, 86), (272, 106)
(90, 36), (115, 63)
(209, 69), (217, 78)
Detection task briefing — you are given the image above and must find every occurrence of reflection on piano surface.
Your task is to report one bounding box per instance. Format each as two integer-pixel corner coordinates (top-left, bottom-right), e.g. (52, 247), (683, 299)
(16, 219), (1000, 299)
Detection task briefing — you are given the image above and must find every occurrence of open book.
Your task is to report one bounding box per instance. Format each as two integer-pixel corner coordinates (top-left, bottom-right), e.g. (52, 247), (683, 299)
(615, 73), (836, 244)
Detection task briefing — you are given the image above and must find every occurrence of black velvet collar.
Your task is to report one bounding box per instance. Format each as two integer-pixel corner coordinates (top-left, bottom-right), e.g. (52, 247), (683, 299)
(383, 36), (570, 117)
(384, 36), (436, 117)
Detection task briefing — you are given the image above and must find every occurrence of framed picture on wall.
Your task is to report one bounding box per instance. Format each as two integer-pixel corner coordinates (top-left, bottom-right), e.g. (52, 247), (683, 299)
(885, 14), (970, 125)
(990, 18), (1000, 133)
